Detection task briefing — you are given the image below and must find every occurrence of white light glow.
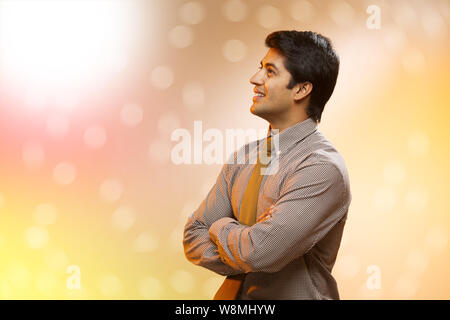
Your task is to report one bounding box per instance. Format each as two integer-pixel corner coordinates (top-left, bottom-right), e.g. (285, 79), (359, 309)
(0, 0), (136, 104)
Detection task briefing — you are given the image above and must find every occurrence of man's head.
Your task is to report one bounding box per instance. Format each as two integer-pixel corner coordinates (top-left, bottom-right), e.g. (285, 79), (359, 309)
(249, 30), (339, 124)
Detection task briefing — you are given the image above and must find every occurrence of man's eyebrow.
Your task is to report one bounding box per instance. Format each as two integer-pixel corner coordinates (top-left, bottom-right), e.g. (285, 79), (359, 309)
(260, 60), (279, 71)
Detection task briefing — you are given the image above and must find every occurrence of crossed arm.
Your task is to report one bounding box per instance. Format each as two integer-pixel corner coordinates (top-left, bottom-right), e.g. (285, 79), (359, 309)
(183, 160), (349, 275)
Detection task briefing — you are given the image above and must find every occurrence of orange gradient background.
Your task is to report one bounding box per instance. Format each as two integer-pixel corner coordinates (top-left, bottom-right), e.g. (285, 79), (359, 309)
(0, 0), (449, 299)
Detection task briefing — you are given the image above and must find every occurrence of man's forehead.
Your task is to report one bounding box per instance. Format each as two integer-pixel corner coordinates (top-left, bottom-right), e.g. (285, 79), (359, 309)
(260, 48), (285, 69)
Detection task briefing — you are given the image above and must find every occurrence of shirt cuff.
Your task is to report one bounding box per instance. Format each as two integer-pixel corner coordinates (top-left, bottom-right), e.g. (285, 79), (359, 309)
(209, 217), (238, 243)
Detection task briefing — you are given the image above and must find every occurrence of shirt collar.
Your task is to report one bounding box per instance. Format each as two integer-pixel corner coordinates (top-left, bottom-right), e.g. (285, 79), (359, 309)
(267, 117), (318, 155)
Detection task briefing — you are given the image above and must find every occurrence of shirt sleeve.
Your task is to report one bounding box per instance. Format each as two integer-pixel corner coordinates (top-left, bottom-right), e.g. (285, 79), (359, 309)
(183, 159), (244, 276)
(208, 162), (350, 274)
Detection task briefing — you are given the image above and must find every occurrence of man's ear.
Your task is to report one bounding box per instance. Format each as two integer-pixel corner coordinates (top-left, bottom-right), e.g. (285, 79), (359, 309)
(294, 82), (313, 102)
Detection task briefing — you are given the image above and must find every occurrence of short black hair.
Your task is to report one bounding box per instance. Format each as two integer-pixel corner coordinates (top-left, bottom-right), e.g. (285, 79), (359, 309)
(265, 30), (339, 123)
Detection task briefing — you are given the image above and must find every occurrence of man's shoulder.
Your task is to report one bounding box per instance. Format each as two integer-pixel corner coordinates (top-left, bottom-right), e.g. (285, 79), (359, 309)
(288, 132), (352, 203)
(293, 131), (350, 183)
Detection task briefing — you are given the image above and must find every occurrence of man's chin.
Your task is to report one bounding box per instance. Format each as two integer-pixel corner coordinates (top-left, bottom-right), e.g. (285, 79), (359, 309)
(250, 105), (262, 117)
(250, 102), (264, 115)
(250, 105), (271, 121)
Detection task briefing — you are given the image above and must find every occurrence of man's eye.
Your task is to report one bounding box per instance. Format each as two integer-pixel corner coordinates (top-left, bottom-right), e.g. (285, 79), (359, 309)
(258, 66), (273, 76)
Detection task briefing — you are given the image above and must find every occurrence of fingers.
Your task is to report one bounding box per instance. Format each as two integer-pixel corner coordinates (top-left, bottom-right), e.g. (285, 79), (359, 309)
(256, 205), (274, 223)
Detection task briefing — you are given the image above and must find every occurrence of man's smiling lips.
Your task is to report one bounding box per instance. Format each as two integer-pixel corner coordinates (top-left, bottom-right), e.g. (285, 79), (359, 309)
(253, 89), (265, 102)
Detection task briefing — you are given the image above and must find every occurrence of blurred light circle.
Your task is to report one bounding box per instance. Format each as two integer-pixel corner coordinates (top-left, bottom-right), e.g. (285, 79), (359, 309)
(53, 162), (76, 185)
(25, 226), (49, 249)
(222, 0), (247, 22)
(150, 65), (174, 90)
(182, 81), (205, 111)
(139, 277), (163, 299)
(157, 112), (181, 135)
(22, 142), (45, 169)
(290, 0), (314, 22)
(112, 205), (136, 232)
(34, 203), (58, 226)
(134, 231), (159, 252)
(421, 8), (446, 38)
(46, 114), (69, 140)
(170, 270), (194, 294)
(256, 5), (281, 29)
(222, 39), (247, 62)
(98, 273), (122, 297)
(99, 178), (123, 203)
(178, 1), (205, 25)
(169, 25), (193, 49)
(120, 102), (143, 127)
(84, 125), (107, 149)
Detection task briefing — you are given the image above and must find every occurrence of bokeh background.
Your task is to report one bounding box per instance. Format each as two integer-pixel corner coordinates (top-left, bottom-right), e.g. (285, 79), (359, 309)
(0, 0), (449, 299)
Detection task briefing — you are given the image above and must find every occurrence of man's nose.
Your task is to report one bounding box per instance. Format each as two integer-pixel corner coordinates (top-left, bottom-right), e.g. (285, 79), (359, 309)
(249, 69), (264, 85)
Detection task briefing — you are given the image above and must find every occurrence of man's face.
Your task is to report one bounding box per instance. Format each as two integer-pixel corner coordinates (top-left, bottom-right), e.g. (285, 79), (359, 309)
(249, 48), (296, 121)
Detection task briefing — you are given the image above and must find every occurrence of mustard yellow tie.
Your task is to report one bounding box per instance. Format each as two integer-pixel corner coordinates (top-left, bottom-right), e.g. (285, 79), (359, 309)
(213, 136), (272, 300)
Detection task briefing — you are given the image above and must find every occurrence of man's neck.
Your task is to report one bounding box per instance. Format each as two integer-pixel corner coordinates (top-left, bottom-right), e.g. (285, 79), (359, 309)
(269, 115), (309, 133)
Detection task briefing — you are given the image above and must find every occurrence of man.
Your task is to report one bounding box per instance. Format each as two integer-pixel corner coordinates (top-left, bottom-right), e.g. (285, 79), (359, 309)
(183, 30), (351, 300)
